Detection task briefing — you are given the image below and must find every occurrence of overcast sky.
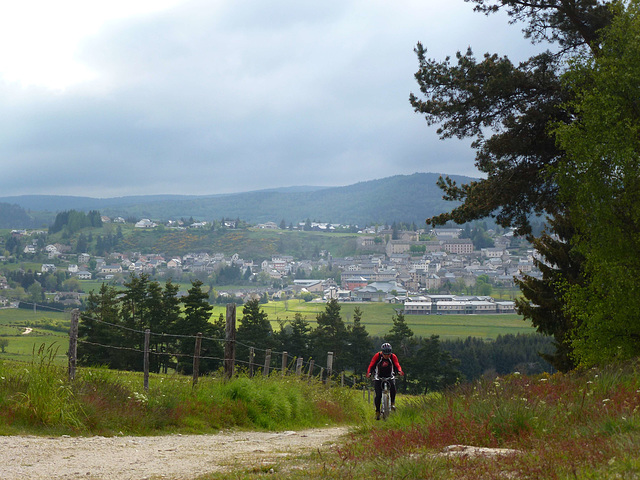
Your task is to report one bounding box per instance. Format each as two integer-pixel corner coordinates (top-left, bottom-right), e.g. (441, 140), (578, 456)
(0, 0), (537, 198)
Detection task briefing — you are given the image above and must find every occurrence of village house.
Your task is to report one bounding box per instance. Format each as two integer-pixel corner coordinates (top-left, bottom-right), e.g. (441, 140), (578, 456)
(343, 276), (368, 291)
(375, 267), (398, 282)
(358, 236), (377, 247)
(442, 239), (474, 255)
(100, 264), (123, 275)
(257, 222), (279, 229)
(135, 219), (156, 228)
(481, 247), (508, 258)
(352, 281), (407, 302)
(74, 271), (92, 280)
(167, 258), (182, 269)
(54, 292), (82, 306)
(189, 222), (208, 228)
(292, 279), (324, 293)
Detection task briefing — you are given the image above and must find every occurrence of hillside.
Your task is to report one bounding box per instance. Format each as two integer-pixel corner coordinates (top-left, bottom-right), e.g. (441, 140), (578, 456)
(0, 172), (470, 227)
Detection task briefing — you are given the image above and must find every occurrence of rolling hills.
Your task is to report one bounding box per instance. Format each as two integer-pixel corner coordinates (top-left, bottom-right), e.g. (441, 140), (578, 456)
(0, 172), (471, 227)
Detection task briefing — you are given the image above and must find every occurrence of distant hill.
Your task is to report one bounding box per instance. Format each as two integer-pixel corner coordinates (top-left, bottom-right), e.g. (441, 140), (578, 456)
(0, 172), (472, 228)
(0, 203), (40, 229)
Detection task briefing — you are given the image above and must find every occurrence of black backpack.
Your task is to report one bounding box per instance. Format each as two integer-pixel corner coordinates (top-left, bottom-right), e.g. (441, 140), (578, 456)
(374, 352), (394, 377)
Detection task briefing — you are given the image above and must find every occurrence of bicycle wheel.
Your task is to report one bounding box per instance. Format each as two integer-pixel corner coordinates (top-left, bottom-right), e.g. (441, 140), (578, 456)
(381, 389), (391, 420)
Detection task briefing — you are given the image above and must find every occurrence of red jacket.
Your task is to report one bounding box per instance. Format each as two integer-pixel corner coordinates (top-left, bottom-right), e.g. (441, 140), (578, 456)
(367, 352), (403, 378)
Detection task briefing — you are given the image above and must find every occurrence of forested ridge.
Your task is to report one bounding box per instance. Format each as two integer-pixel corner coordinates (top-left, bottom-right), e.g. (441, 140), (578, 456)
(0, 172), (469, 227)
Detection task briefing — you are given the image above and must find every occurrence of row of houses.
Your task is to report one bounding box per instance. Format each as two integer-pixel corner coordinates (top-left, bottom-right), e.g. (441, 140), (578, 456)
(292, 279), (515, 314)
(404, 295), (516, 315)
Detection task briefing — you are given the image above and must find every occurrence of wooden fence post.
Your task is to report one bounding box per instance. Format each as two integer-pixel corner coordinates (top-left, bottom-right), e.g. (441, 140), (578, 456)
(192, 332), (202, 387)
(263, 349), (272, 377)
(224, 304), (236, 380)
(326, 351), (334, 385)
(281, 351), (287, 376)
(249, 347), (255, 377)
(68, 309), (79, 382)
(308, 359), (315, 382)
(295, 357), (303, 376)
(143, 329), (150, 392)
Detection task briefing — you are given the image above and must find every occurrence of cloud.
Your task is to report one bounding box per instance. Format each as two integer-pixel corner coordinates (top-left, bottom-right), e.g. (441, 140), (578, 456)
(0, 0), (536, 197)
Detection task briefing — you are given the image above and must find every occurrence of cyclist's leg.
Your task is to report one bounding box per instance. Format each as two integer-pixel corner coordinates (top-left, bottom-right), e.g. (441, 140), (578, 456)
(374, 379), (382, 413)
(390, 379), (397, 409)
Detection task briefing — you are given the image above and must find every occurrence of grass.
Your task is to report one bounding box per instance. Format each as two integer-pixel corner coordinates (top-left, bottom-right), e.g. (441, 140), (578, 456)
(258, 300), (534, 339)
(2, 340), (638, 479)
(198, 361), (640, 479)
(0, 308), (70, 364)
(0, 354), (368, 436)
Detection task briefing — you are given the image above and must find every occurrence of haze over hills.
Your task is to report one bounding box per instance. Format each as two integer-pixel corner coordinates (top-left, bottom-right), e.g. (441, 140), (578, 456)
(0, 172), (472, 228)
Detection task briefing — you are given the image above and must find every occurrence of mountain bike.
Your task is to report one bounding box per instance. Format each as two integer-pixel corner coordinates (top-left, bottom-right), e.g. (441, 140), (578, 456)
(379, 377), (393, 420)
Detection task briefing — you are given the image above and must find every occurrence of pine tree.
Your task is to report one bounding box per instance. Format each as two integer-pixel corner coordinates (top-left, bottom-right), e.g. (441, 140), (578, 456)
(175, 279), (217, 374)
(78, 284), (124, 369)
(236, 298), (273, 369)
(311, 299), (347, 371)
(346, 307), (372, 375)
(414, 335), (461, 394)
(515, 214), (583, 372)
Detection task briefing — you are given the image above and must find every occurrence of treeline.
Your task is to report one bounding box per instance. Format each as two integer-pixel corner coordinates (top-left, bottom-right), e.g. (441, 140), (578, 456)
(49, 210), (103, 235)
(3, 268), (80, 304)
(75, 230), (123, 256)
(80, 274), (556, 393)
(0, 203), (36, 229)
(441, 334), (556, 382)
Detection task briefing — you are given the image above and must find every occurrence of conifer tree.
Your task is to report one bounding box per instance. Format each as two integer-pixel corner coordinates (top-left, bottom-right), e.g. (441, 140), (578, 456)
(174, 279), (218, 374)
(78, 283), (122, 368)
(345, 307), (372, 376)
(311, 299), (348, 372)
(410, 0), (615, 365)
(236, 298), (273, 369)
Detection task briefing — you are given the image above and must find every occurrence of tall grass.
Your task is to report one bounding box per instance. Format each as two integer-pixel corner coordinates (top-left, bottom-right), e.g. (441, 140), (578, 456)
(0, 344), (85, 432)
(0, 352), (368, 436)
(330, 364), (640, 479)
(199, 362), (640, 479)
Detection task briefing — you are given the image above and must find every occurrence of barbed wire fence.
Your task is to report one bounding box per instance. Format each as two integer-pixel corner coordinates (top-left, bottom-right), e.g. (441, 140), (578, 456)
(3, 300), (371, 400)
(64, 305), (367, 395)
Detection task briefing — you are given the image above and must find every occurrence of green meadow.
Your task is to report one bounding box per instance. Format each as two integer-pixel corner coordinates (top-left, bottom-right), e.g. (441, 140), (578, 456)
(242, 299), (533, 339)
(0, 300), (533, 364)
(0, 308), (70, 364)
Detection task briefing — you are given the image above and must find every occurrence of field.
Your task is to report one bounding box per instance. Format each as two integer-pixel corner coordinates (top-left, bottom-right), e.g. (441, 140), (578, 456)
(0, 308), (70, 364)
(236, 299), (534, 339)
(0, 300), (534, 365)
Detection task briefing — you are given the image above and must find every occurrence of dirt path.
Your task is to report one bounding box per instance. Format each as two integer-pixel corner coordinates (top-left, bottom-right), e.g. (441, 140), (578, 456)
(0, 426), (351, 480)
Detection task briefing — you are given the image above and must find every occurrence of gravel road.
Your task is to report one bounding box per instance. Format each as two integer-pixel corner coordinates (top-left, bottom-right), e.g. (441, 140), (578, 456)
(0, 427), (350, 480)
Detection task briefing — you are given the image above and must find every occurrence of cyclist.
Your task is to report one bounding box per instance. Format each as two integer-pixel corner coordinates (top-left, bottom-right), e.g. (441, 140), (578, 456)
(366, 342), (404, 420)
